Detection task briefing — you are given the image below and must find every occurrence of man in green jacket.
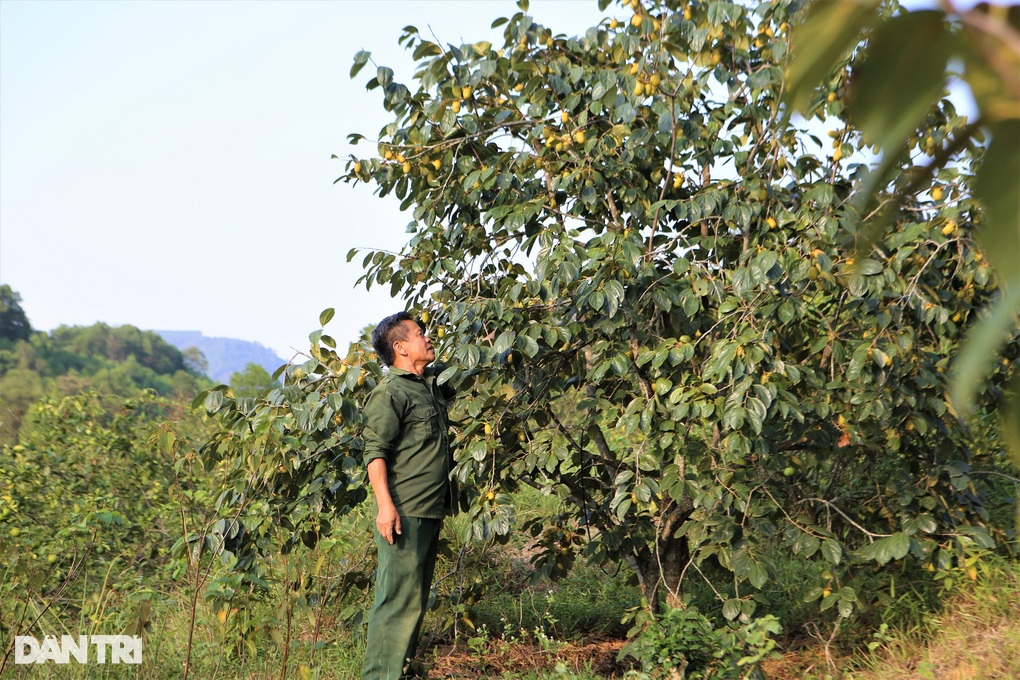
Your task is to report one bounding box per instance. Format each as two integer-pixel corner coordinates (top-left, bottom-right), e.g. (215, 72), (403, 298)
(361, 311), (454, 679)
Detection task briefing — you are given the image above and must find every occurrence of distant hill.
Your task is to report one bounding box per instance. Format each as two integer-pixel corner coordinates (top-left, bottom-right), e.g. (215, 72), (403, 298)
(154, 331), (286, 384)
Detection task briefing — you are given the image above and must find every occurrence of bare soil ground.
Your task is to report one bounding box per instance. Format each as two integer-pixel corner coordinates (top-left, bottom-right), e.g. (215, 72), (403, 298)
(427, 637), (632, 678)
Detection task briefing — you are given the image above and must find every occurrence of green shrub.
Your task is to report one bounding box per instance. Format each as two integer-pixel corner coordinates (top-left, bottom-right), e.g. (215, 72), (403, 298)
(622, 605), (781, 679)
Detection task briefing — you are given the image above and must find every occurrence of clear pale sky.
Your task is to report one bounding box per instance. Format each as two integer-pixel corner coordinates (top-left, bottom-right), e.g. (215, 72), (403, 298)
(0, 0), (606, 361)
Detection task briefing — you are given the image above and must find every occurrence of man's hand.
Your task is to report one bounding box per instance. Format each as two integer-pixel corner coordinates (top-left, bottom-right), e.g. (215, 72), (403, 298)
(367, 458), (401, 544)
(376, 502), (402, 545)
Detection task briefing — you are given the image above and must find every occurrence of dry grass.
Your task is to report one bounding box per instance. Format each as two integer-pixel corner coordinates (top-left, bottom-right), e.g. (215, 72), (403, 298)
(846, 558), (1020, 680)
(428, 638), (630, 678)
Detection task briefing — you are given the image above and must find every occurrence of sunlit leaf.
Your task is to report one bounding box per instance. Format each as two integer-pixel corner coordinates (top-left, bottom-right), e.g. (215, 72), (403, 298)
(846, 11), (954, 152)
(786, 0), (879, 113)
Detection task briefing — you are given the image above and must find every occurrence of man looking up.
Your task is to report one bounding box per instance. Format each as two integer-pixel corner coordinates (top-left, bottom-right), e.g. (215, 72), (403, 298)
(361, 311), (454, 679)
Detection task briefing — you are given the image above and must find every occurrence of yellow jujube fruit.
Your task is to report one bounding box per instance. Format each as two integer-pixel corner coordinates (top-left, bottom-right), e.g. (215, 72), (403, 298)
(451, 100), (461, 113)
(401, 161), (411, 174)
(436, 326), (445, 338)
(353, 161), (362, 174)
(942, 221), (957, 236)
(561, 110), (569, 123)
(484, 423), (493, 436)
(631, 14), (643, 28)
(931, 186), (943, 201)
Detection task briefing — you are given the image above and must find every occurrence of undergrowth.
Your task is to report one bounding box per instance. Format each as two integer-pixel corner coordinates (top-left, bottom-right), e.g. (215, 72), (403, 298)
(3, 479), (1017, 679)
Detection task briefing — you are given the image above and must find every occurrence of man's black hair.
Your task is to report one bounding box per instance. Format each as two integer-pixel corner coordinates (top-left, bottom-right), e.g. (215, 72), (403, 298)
(372, 312), (422, 367)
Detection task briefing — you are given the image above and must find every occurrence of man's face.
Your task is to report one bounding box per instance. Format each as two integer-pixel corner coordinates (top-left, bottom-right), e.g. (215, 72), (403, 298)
(394, 319), (434, 365)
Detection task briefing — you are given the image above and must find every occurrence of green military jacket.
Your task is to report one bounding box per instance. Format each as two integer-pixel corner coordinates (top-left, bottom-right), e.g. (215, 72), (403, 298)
(362, 364), (455, 519)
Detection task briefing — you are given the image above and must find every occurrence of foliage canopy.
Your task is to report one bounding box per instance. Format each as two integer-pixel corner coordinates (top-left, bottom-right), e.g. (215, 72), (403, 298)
(199, 0), (1017, 629)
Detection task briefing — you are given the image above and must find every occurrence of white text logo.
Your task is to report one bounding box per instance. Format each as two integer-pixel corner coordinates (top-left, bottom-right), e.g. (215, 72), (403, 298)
(14, 636), (142, 664)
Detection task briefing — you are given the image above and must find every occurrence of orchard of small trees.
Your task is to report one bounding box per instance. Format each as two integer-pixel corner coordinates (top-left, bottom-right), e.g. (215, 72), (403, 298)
(195, 0), (1017, 672)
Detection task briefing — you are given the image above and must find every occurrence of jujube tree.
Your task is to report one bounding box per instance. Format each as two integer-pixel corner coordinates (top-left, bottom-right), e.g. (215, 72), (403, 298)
(200, 0), (1016, 626)
(340, 0), (1017, 609)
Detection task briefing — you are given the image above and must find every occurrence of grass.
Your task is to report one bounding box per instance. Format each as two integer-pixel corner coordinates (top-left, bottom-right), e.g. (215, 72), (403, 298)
(845, 555), (1020, 680)
(4, 478), (1018, 679)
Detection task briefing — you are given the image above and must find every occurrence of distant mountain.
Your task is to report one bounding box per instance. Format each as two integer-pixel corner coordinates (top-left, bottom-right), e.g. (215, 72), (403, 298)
(154, 331), (286, 384)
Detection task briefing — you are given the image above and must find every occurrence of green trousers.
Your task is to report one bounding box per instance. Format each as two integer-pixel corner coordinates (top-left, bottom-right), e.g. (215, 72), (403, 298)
(361, 516), (442, 680)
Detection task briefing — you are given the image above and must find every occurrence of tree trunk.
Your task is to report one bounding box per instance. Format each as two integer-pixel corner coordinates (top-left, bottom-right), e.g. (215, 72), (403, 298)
(627, 501), (692, 613)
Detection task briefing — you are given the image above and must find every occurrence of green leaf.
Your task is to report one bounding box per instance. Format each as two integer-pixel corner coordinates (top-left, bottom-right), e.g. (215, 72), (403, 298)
(950, 284), (1020, 415)
(853, 259), (883, 276)
(204, 390), (224, 413)
(972, 120), (1020, 281)
(515, 334), (539, 358)
(846, 11), (953, 151)
(457, 343), (481, 370)
(723, 598), (741, 621)
(1005, 373), (1020, 469)
(958, 22), (1020, 122)
(821, 538), (842, 565)
(786, 0), (879, 113)
(803, 586), (823, 603)
(437, 365), (459, 386)
(376, 66), (394, 89)
(191, 389), (210, 410)
(493, 331), (516, 355)
(350, 50), (371, 79)
(156, 430), (177, 454)
(319, 308), (335, 327)
(793, 533), (820, 558)
(858, 532), (911, 565)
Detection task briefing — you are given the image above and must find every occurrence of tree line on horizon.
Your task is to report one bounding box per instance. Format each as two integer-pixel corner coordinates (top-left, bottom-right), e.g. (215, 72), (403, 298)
(0, 284), (278, 445)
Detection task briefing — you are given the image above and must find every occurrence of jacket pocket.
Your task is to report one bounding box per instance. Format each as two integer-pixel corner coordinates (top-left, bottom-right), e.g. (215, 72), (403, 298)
(407, 404), (440, 439)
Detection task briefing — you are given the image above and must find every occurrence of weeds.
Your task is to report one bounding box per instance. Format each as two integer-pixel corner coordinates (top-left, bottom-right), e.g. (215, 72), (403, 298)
(847, 554), (1020, 680)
